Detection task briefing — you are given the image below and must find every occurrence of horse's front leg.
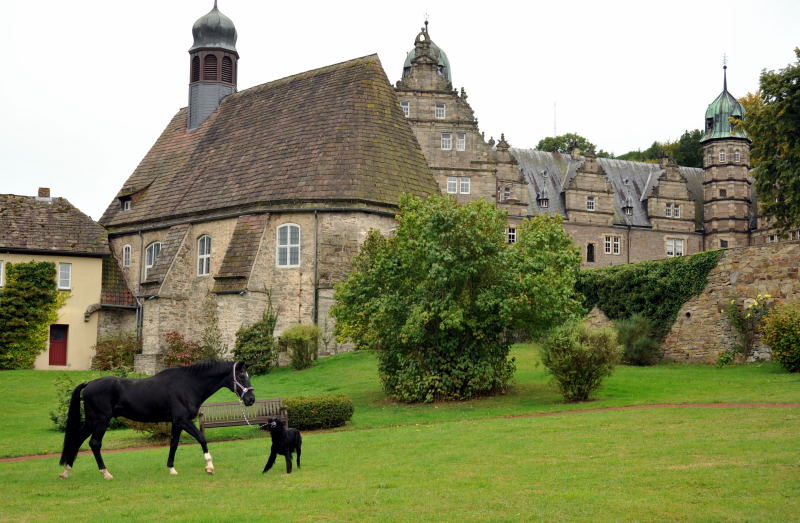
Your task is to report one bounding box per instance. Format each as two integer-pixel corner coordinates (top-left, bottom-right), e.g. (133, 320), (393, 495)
(176, 419), (214, 474)
(166, 423), (182, 475)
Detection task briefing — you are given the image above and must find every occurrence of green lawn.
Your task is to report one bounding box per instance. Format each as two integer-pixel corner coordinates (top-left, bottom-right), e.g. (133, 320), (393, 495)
(1, 345), (799, 521)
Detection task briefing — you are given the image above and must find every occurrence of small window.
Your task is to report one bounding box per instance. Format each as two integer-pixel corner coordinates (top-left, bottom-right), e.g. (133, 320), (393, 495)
(191, 56), (200, 82)
(538, 198), (549, 208)
(502, 186), (512, 201)
(719, 150), (726, 163)
(768, 234), (778, 244)
(665, 203), (672, 217)
(605, 236), (621, 255)
(456, 132), (466, 151)
(587, 243), (595, 263)
(707, 152), (713, 165)
(507, 227), (516, 244)
(734, 150), (741, 163)
(459, 177), (470, 195)
(623, 206), (633, 216)
(122, 245), (132, 268)
(144, 242), (162, 279)
(197, 235), (212, 276)
(277, 224), (300, 267)
(604, 236), (612, 254)
(203, 54), (218, 81)
(720, 239), (729, 248)
(447, 176), (458, 194)
(719, 189), (727, 198)
(441, 133), (452, 150)
(0, 260), (4, 287)
(673, 204), (680, 218)
(586, 196), (596, 211)
(705, 117), (714, 132)
(58, 263), (72, 290)
(221, 56), (233, 83)
(435, 103), (446, 119)
(400, 101), (410, 118)
(666, 238), (684, 257)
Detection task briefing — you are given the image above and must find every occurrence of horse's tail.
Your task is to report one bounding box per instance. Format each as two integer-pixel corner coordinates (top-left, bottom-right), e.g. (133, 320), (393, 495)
(59, 382), (88, 466)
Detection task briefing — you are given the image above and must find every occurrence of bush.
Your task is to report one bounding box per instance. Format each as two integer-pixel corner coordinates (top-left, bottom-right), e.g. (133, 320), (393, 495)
(233, 295), (279, 375)
(91, 331), (141, 372)
(161, 331), (204, 367)
(540, 322), (621, 402)
(199, 293), (227, 361)
(118, 418), (172, 440)
(284, 395), (354, 430)
(719, 294), (773, 364)
(762, 302), (800, 372)
(615, 314), (660, 366)
(281, 324), (320, 370)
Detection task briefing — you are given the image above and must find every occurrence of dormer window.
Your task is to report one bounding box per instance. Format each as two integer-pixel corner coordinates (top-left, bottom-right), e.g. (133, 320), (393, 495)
(623, 205), (633, 216)
(121, 198), (131, 211)
(435, 103), (446, 119)
(705, 117), (714, 132)
(503, 186), (512, 201)
(665, 203), (681, 218)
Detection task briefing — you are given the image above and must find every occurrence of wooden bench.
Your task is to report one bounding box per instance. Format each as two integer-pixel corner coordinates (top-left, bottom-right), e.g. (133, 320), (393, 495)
(198, 398), (287, 436)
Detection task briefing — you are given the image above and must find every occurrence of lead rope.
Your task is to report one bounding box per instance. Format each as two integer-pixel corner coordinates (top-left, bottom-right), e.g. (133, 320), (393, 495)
(232, 362), (257, 429)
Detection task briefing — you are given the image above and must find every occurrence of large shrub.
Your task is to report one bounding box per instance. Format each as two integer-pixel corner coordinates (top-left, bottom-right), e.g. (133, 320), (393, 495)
(233, 296), (279, 375)
(577, 250), (722, 340)
(0, 262), (63, 369)
(91, 331), (141, 372)
(761, 302), (800, 372)
(540, 322), (621, 402)
(332, 194), (582, 403)
(280, 324), (320, 370)
(615, 314), (660, 366)
(284, 395), (354, 430)
(161, 331), (204, 367)
(719, 294), (772, 364)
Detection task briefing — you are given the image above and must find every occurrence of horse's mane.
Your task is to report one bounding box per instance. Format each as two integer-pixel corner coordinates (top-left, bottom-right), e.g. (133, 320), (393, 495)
(159, 360), (233, 377)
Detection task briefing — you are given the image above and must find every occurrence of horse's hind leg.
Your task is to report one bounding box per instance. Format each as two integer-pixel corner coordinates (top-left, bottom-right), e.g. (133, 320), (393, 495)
(59, 424), (92, 479)
(88, 421), (113, 480)
(167, 423), (182, 475)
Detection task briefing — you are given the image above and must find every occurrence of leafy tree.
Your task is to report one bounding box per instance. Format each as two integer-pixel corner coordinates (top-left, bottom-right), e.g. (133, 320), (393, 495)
(738, 49), (800, 232)
(536, 133), (612, 158)
(332, 194), (583, 403)
(0, 262), (63, 369)
(669, 129), (704, 168)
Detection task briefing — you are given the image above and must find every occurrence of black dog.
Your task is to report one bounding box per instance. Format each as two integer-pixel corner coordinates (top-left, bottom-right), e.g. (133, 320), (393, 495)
(261, 417), (302, 474)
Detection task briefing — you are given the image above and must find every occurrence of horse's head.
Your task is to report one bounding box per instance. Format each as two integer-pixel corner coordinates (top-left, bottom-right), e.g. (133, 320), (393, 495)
(231, 361), (255, 406)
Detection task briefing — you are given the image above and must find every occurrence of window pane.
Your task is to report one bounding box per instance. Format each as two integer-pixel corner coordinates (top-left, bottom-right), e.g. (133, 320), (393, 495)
(289, 246), (299, 266)
(289, 225), (299, 245)
(278, 247), (287, 266)
(278, 226), (288, 246)
(447, 177), (457, 194)
(58, 263), (71, 289)
(460, 177), (470, 194)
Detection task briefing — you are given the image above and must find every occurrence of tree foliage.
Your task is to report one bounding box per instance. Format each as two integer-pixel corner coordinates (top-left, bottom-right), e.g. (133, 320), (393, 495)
(332, 194), (583, 402)
(616, 129), (703, 167)
(738, 48), (800, 232)
(536, 133), (612, 158)
(0, 262), (63, 369)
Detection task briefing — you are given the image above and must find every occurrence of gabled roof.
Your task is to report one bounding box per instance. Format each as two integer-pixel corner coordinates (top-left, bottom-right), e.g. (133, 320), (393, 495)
(100, 54), (437, 231)
(0, 194), (108, 256)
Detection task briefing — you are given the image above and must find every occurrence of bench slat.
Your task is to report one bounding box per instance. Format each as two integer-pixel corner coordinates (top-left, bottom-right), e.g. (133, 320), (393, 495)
(198, 398), (287, 435)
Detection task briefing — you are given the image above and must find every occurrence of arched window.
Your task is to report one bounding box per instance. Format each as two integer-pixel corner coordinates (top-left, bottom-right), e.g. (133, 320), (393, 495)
(144, 242), (162, 279)
(707, 152), (712, 165)
(122, 244), (132, 268)
(197, 235), (211, 276)
(719, 150), (726, 163)
(587, 243), (595, 263)
(221, 56), (233, 83)
(277, 224), (300, 267)
(191, 56), (200, 82)
(203, 55), (218, 81)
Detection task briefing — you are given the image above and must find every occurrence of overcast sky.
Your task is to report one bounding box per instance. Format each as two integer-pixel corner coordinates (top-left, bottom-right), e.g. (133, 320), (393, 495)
(3, 0), (798, 220)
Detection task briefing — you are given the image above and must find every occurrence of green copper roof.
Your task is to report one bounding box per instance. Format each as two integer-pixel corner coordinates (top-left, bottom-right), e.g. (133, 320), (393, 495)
(701, 66), (748, 142)
(189, 1), (237, 55)
(402, 23), (452, 83)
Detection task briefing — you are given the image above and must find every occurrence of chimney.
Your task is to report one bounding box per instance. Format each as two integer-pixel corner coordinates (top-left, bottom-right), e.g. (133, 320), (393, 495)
(38, 187), (50, 198)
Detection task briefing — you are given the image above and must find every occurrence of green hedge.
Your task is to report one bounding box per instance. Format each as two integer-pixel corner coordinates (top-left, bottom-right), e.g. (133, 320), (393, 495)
(577, 250), (723, 340)
(284, 395), (354, 430)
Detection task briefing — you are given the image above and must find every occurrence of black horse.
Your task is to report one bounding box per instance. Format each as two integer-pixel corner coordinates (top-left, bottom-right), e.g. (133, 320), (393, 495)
(59, 360), (255, 480)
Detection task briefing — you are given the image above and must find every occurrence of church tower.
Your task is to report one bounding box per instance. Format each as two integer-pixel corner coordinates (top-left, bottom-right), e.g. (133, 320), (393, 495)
(188, 1), (238, 130)
(700, 65), (751, 250)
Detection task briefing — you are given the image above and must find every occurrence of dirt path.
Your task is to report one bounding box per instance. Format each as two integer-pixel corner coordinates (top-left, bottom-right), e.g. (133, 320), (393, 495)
(3, 402), (798, 463)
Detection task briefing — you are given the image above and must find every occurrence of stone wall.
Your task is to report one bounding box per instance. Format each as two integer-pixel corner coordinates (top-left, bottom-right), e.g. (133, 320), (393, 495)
(662, 241), (800, 362)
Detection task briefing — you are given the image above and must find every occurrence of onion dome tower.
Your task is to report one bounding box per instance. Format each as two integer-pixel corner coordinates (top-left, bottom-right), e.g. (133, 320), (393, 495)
(397, 21), (452, 91)
(700, 64), (752, 250)
(188, 1), (238, 130)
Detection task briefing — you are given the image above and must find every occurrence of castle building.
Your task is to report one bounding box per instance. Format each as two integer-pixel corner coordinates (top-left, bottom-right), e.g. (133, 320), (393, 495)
(99, 4), (437, 373)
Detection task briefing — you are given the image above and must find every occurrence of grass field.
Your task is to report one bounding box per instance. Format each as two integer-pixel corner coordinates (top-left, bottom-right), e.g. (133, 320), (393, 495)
(1, 345), (799, 521)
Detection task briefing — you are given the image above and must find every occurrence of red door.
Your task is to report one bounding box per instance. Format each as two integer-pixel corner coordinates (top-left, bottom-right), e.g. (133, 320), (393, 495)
(49, 325), (68, 366)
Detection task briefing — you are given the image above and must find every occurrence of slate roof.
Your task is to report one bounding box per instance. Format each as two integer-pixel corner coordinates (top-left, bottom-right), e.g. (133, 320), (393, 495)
(213, 214), (268, 293)
(0, 194), (109, 256)
(100, 54), (437, 231)
(100, 256), (137, 308)
(511, 149), (705, 229)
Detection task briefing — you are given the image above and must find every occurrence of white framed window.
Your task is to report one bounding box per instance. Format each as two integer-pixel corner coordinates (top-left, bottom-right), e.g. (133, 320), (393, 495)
(459, 177), (470, 194)
(197, 235), (212, 276)
(586, 196), (596, 211)
(502, 186), (512, 201)
(665, 203), (672, 217)
(447, 176), (458, 194)
(0, 260), (4, 287)
(665, 203), (681, 218)
(144, 242), (162, 279)
(121, 199), (131, 211)
(441, 133), (452, 150)
(456, 132), (466, 151)
(604, 236), (621, 255)
(122, 245), (132, 268)
(435, 103), (446, 119)
(400, 101), (410, 118)
(277, 224), (300, 267)
(767, 234), (778, 244)
(734, 149), (741, 163)
(719, 150), (726, 162)
(58, 263), (72, 290)
(507, 227), (516, 244)
(666, 238), (684, 257)
(707, 152), (713, 165)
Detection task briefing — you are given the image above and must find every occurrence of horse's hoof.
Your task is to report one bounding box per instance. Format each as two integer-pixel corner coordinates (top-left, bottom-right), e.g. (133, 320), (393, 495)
(205, 467), (215, 475)
(58, 473), (68, 480)
(100, 469), (113, 480)
(169, 468), (178, 475)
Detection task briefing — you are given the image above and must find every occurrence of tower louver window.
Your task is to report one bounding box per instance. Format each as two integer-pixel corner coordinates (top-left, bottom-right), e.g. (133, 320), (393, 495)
(191, 56), (200, 82)
(203, 55), (218, 81)
(222, 56), (233, 83)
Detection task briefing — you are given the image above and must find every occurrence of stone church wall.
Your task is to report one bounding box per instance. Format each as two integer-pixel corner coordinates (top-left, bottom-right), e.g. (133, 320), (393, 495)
(662, 241), (800, 362)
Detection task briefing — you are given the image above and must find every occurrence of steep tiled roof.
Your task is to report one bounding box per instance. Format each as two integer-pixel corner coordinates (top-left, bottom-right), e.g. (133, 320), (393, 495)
(100, 256), (137, 308)
(100, 55), (437, 231)
(213, 214), (268, 293)
(142, 224), (189, 286)
(0, 194), (108, 256)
